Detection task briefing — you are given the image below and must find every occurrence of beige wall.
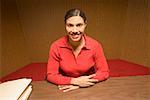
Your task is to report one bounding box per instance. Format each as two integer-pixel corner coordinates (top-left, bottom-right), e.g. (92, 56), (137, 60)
(16, 0), (150, 65)
(119, 0), (150, 67)
(148, 1), (150, 67)
(1, 0), (30, 78)
(16, 0), (128, 62)
(1, 0), (150, 77)
(0, 0), (2, 77)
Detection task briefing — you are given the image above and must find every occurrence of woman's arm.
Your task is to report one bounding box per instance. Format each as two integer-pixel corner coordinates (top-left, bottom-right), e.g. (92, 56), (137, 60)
(93, 43), (110, 81)
(47, 43), (101, 86)
(47, 43), (72, 85)
(70, 74), (98, 87)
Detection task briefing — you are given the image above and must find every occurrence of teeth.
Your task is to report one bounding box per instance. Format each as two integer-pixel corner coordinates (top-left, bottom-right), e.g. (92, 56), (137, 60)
(69, 32), (81, 36)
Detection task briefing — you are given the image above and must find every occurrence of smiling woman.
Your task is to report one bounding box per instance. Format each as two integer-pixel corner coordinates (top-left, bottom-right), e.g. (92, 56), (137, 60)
(47, 8), (109, 92)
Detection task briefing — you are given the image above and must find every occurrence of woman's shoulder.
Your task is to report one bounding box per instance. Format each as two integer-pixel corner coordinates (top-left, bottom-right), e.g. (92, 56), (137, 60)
(50, 36), (67, 47)
(85, 35), (102, 46)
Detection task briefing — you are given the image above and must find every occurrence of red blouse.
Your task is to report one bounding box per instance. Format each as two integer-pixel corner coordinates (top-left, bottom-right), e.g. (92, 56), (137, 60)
(47, 35), (109, 85)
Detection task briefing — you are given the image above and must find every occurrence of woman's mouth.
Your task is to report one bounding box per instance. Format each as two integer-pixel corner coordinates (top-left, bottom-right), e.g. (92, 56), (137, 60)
(69, 32), (82, 36)
(72, 35), (79, 39)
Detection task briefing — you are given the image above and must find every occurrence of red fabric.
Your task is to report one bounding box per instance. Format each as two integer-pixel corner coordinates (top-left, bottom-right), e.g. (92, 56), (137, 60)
(1, 60), (150, 83)
(108, 59), (150, 77)
(0, 63), (47, 82)
(47, 35), (109, 85)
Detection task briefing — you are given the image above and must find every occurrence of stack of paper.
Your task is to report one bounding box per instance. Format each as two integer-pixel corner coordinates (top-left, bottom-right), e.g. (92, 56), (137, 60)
(0, 78), (32, 100)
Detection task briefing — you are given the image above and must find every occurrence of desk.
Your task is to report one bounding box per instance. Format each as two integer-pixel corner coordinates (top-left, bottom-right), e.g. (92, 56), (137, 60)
(29, 76), (150, 100)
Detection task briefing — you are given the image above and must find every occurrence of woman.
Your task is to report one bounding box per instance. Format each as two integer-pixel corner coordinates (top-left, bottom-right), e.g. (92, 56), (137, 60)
(47, 8), (109, 92)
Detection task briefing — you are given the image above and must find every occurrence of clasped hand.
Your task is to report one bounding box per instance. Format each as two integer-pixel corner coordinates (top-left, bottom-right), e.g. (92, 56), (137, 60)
(71, 74), (98, 87)
(58, 74), (98, 92)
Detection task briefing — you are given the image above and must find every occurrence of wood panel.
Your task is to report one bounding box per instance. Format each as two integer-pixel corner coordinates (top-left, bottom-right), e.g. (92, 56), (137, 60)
(30, 76), (150, 100)
(1, 0), (30, 77)
(0, 0), (2, 78)
(16, 0), (150, 66)
(119, 0), (150, 67)
(2, 0), (150, 78)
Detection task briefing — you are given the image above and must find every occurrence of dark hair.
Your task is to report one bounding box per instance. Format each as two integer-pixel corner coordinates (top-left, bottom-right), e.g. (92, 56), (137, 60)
(64, 8), (87, 23)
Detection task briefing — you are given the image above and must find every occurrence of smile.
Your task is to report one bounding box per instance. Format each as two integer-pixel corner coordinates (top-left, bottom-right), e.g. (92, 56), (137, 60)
(69, 32), (82, 36)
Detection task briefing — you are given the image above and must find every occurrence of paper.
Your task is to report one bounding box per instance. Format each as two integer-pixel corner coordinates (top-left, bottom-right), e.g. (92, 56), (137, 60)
(18, 85), (32, 100)
(0, 78), (32, 100)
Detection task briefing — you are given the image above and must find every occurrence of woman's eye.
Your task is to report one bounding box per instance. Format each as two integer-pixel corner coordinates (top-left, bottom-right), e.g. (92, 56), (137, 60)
(76, 23), (83, 27)
(67, 24), (73, 27)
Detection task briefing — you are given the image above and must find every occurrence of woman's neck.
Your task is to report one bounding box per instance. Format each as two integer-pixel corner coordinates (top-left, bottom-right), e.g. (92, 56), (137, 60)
(69, 36), (84, 50)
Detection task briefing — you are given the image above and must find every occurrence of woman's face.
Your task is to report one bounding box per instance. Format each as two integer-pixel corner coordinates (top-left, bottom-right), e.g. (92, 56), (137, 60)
(65, 16), (87, 42)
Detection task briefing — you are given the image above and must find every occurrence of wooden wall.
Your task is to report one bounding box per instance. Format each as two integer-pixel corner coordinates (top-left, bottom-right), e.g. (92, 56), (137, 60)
(1, 0), (150, 78)
(0, 0), (2, 77)
(1, 0), (31, 78)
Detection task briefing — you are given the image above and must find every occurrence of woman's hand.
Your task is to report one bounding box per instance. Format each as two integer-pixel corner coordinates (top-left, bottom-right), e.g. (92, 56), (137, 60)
(71, 74), (98, 87)
(58, 85), (79, 92)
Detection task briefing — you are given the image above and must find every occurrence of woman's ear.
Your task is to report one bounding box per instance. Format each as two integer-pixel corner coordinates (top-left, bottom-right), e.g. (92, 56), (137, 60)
(84, 21), (87, 27)
(84, 20), (87, 24)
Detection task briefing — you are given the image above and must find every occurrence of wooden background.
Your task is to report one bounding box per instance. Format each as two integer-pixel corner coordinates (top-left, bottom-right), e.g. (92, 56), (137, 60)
(1, 0), (150, 78)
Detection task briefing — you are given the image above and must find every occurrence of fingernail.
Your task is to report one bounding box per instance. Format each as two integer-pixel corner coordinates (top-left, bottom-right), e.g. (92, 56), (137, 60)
(59, 88), (62, 90)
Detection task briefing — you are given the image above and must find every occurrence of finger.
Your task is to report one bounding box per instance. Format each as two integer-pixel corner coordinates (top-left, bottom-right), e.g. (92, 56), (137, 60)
(79, 82), (95, 87)
(80, 82), (94, 87)
(80, 84), (91, 87)
(85, 74), (96, 79)
(58, 85), (62, 89)
(86, 82), (95, 86)
(63, 86), (79, 92)
(88, 79), (99, 83)
(58, 85), (61, 88)
(59, 85), (71, 90)
(58, 85), (66, 89)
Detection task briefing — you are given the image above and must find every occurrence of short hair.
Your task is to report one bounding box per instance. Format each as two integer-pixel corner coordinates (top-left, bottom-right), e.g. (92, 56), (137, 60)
(64, 8), (87, 23)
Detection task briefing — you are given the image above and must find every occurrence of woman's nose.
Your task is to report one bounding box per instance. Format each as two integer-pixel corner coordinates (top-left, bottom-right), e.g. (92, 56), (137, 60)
(72, 26), (78, 32)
